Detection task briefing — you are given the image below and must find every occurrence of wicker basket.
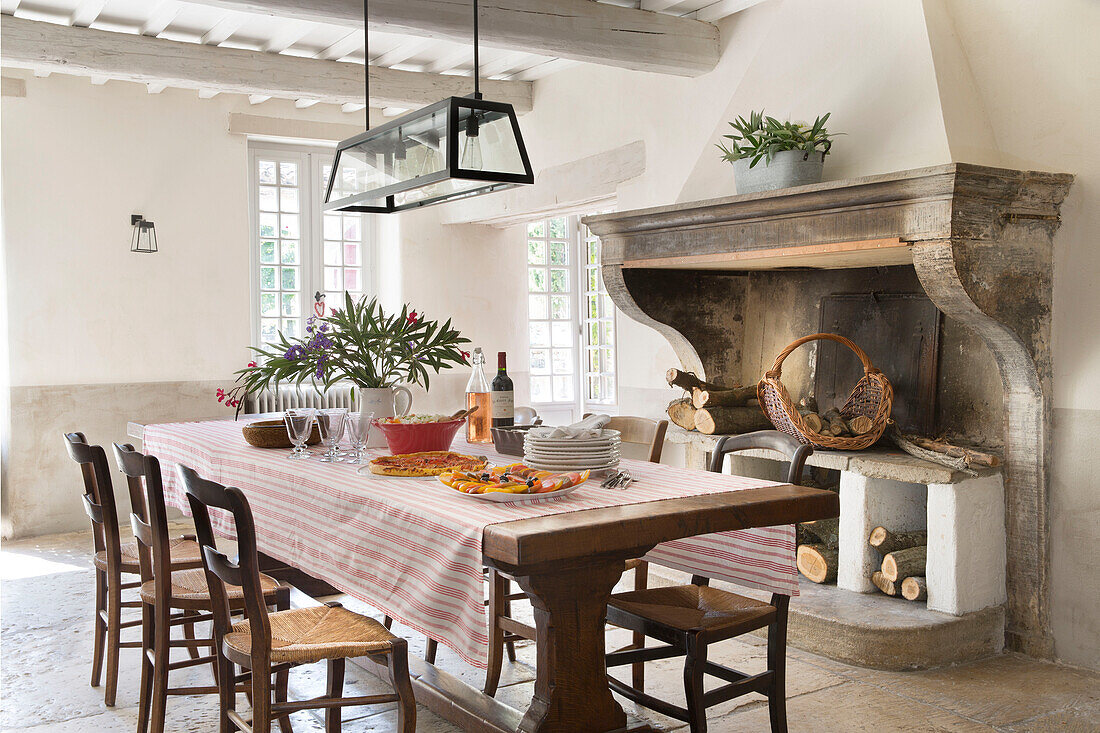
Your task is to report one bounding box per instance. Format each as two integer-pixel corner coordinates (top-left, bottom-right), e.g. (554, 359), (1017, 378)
(757, 333), (893, 450)
(242, 419), (321, 449)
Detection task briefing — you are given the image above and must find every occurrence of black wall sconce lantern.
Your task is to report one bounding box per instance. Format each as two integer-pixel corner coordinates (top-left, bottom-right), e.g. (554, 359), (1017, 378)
(130, 214), (157, 253)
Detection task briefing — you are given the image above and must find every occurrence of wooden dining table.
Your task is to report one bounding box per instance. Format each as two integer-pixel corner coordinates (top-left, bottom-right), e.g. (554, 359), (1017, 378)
(131, 417), (838, 733)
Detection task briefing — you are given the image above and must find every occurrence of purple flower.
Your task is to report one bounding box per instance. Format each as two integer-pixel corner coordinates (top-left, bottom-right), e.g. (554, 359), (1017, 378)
(284, 345), (306, 361)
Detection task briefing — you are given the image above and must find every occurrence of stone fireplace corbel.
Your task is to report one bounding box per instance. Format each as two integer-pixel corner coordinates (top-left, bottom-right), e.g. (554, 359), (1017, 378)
(585, 163), (1074, 660)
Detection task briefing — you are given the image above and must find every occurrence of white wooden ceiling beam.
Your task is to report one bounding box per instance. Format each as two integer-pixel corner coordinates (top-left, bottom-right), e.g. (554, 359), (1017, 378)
(200, 14), (245, 45)
(0, 16), (533, 111)
(69, 0), (108, 28)
(694, 0), (771, 22)
(140, 3), (182, 37)
(641, 0), (683, 11)
(183, 0), (720, 76)
(314, 29), (362, 61)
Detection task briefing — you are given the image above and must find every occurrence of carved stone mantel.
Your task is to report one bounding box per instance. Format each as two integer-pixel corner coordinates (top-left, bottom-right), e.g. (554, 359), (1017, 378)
(584, 163), (1074, 657)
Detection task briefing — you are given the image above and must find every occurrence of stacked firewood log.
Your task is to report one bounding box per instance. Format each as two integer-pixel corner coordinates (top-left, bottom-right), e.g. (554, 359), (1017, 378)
(791, 397), (874, 439)
(796, 517), (840, 583)
(665, 369), (771, 435)
(868, 526), (928, 601)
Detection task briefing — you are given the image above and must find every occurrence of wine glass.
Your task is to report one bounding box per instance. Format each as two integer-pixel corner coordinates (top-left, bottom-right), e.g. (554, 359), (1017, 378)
(316, 408), (348, 463)
(345, 412), (375, 464)
(283, 408), (316, 460)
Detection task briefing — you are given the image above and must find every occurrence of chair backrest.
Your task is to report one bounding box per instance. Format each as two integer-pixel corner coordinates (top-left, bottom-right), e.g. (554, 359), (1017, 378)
(63, 432), (119, 559)
(179, 464), (271, 663)
(586, 415), (669, 463)
(707, 430), (813, 485)
(112, 444), (171, 588)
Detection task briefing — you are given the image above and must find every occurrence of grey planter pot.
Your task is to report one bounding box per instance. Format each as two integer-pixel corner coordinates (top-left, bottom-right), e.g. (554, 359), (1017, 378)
(733, 149), (826, 194)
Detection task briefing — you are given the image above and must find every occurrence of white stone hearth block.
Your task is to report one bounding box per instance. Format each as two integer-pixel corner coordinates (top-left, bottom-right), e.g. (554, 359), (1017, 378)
(926, 473), (1006, 616)
(838, 473), (927, 593)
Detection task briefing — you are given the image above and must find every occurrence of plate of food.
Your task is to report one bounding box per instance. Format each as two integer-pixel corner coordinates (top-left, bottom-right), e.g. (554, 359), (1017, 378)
(438, 463), (590, 502)
(358, 451), (488, 478)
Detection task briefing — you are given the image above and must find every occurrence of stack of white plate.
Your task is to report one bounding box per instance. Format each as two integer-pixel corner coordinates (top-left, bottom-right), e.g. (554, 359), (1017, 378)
(523, 429), (621, 472)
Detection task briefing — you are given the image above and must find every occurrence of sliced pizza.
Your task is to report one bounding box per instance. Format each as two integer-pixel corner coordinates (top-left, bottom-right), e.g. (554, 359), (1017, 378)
(368, 451), (488, 477)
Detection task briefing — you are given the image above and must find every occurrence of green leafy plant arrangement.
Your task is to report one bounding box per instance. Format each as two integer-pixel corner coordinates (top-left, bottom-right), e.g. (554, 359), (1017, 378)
(716, 111), (837, 169)
(218, 293), (471, 415)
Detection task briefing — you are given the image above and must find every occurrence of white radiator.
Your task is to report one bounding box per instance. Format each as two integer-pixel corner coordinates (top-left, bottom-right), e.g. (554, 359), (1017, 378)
(248, 383), (357, 414)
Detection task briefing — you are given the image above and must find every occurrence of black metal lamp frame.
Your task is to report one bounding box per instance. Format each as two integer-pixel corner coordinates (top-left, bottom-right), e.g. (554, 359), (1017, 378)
(324, 0), (532, 213)
(323, 96), (533, 213)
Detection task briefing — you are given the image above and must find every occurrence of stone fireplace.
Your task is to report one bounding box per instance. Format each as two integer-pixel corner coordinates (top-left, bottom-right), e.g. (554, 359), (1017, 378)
(585, 164), (1074, 664)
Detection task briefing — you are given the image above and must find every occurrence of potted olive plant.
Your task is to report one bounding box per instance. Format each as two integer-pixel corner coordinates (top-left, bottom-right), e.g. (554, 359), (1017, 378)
(717, 111), (838, 194)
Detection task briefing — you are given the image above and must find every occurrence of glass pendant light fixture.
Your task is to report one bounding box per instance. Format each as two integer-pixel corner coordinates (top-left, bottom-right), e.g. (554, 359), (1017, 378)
(324, 0), (533, 213)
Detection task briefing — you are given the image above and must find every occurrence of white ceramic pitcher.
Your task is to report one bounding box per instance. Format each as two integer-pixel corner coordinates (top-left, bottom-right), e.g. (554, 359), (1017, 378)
(358, 386), (413, 448)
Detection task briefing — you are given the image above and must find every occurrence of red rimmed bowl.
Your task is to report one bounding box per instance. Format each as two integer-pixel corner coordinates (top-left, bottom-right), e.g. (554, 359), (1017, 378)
(373, 418), (466, 454)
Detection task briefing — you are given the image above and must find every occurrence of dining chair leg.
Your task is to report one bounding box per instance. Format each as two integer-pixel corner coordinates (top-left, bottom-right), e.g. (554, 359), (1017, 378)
(149, 602), (172, 733)
(137, 604), (155, 733)
(484, 568), (507, 696)
(275, 666), (293, 733)
(325, 657), (345, 733)
(684, 635), (708, 733)
(382, 615), (393, 629)
(272, 586), (293, 733)
(216, 657), (236, 733)
(103, 569), (123, 706)
(181, 609), (201, 661)
(631, 561), (649, 691)
(251, 660), (272, 733)
(503, 579), (516, 663)
(767, 595), (790, 733)
(425, 638), (438, 664)
(91, 568), (107, 688)
(387, 640), (417, 733)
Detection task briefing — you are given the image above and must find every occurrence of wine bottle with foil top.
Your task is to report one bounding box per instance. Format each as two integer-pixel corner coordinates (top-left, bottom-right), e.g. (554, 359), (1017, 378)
(491, 352), (515, 428)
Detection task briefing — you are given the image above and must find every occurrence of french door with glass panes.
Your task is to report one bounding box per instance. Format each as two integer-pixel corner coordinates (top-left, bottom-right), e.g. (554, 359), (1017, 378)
(526, 214), (617, 419)
(249, 143), (374, 348)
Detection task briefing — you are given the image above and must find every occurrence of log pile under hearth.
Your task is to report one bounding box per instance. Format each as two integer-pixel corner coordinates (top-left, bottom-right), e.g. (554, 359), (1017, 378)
(868, 526), (927, 601)
(665, 369), (770, 435)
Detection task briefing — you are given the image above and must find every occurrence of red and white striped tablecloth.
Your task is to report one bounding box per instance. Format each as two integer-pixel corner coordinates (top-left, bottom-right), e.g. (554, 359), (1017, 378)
(143, 419), (797, 668)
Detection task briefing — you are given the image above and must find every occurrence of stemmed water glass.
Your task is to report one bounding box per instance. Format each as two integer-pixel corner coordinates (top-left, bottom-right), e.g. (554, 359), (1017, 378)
(316, 408), (348, 463)
(345, 412), (375, 464)
(283, 408), (316, 460)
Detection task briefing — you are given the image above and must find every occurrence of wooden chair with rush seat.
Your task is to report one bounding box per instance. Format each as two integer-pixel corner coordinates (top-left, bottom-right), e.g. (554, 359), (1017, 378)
(179, 464), (417, 733)
(482, 415), (669, 696)
(113, 443), (293, 733)
(62, 432), (204, 708)
(604, 430), (813, 733)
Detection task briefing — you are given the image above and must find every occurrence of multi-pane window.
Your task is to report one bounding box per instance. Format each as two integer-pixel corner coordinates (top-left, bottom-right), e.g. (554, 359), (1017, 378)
(321, 164), (366, 306)
(257, 158), (305, 342)
(526, 215), (617, 410)
(250, 144), (372, 347)
(581, 220), (616, 405)
(527, 218), (575, 404)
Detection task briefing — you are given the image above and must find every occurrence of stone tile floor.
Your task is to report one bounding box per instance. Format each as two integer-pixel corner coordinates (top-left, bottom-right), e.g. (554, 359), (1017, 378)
(3, 527), (1098, 732)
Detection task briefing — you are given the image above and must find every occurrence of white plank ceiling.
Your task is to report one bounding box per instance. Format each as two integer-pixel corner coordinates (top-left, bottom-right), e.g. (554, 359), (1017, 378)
(1, 0), (757, 113)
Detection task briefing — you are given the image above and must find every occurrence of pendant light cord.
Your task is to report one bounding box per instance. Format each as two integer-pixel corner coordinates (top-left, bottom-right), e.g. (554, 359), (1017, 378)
(473, 0), (481, 99)
(363, 0), (370, 128)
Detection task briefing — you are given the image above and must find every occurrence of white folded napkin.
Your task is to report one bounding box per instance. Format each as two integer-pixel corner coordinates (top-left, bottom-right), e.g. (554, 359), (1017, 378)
(529, 414), (611, 440)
